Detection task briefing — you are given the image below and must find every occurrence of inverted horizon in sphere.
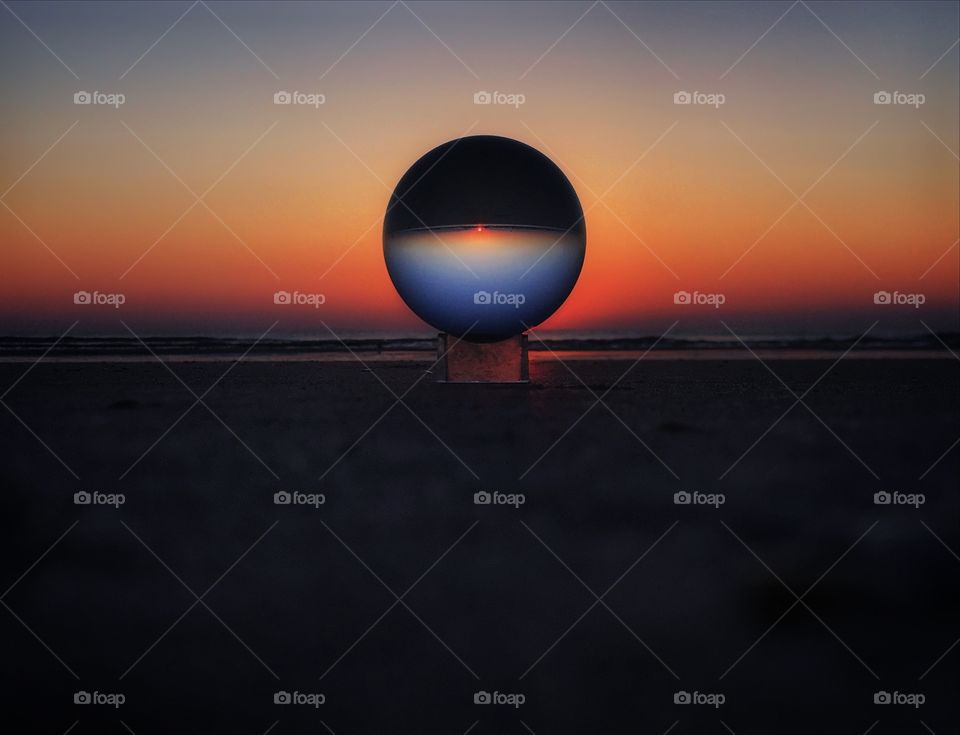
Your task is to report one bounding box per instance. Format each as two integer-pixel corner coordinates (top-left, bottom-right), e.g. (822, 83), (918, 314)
(383, 136), (586, 342)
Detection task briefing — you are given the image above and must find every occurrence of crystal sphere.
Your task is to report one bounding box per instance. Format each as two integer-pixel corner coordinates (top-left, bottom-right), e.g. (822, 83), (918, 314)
(383, 135), (586, 342)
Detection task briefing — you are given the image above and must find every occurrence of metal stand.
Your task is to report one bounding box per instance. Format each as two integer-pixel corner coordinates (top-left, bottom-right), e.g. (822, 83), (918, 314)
(436, 333), (529, 383)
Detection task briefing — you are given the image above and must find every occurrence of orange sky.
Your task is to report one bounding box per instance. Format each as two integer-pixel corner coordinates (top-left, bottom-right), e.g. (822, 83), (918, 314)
(1, 1), (957, 336)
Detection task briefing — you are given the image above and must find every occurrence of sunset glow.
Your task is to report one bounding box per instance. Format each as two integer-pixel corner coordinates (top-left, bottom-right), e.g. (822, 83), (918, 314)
(0, 1), (957, 336)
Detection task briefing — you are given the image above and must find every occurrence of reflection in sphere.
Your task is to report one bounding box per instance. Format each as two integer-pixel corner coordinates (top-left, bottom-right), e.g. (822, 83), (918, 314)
(383, 136), (586, 342)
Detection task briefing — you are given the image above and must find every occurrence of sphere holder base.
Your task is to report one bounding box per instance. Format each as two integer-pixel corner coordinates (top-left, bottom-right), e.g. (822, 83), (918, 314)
(436, 333), (529, 383)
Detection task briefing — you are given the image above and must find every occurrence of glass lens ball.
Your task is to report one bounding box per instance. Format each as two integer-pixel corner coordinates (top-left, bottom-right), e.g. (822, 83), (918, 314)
(383, 136), (586, 342)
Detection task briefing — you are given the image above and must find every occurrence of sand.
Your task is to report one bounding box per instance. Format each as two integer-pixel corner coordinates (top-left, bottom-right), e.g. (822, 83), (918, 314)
(1, 356), (957, 733)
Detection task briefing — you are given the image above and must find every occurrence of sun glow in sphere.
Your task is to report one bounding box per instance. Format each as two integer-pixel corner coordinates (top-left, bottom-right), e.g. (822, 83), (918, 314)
(383, 136), (586, 342)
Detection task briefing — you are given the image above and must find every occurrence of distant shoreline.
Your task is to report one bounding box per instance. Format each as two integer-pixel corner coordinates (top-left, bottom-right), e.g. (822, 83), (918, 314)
(0, 333), (956, 361)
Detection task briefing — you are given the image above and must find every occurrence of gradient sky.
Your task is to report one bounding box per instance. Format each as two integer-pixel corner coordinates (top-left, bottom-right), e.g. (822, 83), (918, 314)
(1, 0), (957, 336)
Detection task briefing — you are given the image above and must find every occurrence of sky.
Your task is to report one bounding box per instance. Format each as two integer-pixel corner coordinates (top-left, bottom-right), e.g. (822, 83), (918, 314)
(0, 0), (957, 337)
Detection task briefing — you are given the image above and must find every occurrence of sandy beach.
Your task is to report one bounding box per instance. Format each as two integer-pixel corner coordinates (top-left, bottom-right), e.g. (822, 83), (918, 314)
(1, 355), (956, 733)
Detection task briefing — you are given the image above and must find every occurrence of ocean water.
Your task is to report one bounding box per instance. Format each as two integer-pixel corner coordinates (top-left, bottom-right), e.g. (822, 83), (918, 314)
(0, 337), (953, 363)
